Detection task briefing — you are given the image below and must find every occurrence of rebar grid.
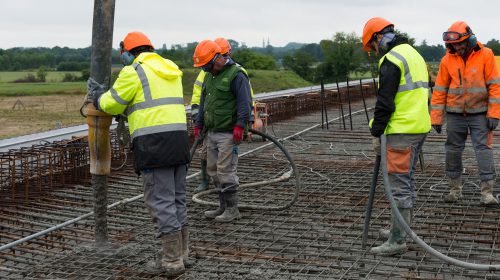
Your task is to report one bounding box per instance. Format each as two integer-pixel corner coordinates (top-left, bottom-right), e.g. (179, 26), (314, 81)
(2, 96), (500, 279)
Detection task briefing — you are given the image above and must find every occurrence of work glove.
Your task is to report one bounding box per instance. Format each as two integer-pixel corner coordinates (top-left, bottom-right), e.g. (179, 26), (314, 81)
(432, 125), (442, 134)
(372, 137), (381, 156)
(233, 125), (244, 144)
(87, 77), (106, 109)
(194, 126), (201, 139)
(487, 118), (499, 131)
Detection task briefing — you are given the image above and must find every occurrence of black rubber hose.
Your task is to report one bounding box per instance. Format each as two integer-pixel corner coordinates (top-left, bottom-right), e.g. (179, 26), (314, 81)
(191, 128), (301, 211)
(362, 155), (381, 248)
(380, 134), (500, 271)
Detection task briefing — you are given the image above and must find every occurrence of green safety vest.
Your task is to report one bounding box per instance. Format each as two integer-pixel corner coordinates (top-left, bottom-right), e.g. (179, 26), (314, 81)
(203, 64), (245, 131)
(377, 44), (431, 134)
(192, 63), (255, 106)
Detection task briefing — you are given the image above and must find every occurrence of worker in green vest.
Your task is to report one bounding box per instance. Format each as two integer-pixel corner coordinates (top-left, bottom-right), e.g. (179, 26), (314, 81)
(192, 40), (251, 222)
(362, 18), (431, 256)
(190, 37), (254, 193)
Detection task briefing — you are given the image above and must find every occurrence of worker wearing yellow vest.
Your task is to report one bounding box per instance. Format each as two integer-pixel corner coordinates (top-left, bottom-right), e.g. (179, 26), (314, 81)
(192, 40), (251, 222)
(91, 32), (190, 276)
(431, 22), (500, 206)
(191, 37), (254, 193)
(362, 18), (431, 256)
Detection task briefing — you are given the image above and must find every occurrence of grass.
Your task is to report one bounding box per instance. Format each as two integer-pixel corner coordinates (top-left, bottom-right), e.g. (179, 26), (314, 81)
(0, 71), (81, 83)
(0, 82), (86, 96)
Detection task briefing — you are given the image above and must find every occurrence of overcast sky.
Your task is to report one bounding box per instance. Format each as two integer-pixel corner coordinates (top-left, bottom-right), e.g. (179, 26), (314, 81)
(2, 0), (499, 49)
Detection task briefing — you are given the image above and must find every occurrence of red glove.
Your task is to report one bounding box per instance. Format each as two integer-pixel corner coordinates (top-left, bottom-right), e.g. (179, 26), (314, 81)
(194, 126), (201, 139)
(233, 125), (244, 144)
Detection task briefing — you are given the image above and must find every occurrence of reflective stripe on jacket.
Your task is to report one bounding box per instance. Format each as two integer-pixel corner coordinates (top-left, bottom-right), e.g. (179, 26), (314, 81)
(98, 52), (189, 171)
(191, 70), (206, 106)
(430, 42), (500, 124)
(378, 44), (431, 134)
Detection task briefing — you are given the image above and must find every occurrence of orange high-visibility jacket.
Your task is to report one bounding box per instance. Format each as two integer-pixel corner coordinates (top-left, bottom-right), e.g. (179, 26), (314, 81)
(430, 42), (500, 124)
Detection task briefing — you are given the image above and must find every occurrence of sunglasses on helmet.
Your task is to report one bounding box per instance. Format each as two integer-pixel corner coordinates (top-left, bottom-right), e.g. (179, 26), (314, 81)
(442, 31), (469, 42)
(201, 53), (219, 72)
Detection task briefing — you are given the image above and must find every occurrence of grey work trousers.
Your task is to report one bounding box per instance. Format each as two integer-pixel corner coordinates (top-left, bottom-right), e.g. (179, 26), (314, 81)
(206, 131), (239, 193)
(386, 133), (427, 209)
(143, 165), (188, 236)
(445, 113), (495, 181)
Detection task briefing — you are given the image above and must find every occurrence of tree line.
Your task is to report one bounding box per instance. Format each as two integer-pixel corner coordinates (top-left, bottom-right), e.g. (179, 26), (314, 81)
(1, 36), (499, 84)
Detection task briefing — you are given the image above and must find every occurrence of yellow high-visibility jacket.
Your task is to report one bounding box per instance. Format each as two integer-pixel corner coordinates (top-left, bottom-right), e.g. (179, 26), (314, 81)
(98, 52), (189, 171)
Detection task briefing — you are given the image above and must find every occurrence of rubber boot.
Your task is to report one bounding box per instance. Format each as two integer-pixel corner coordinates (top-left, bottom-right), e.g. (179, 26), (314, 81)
(205, 192), (225, 219)
(480, 180), (499, 206)
(145, 231), (184, 275)
(379, 208), (413, 239)
(370, 208), (411, 256)
(444, 177), (462, 203)
(215, 192), (241, 222)
(181, 227), (194, 268)
(194, 159), (209, 193)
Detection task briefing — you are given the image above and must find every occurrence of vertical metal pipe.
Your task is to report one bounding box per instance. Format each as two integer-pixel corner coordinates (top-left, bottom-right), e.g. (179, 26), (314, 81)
(87, 0), (116, 245)
(322, 80), (328, 129)
(336, 79), (346, 130)
(320, 80), (324, 129)
(346, 78), (353, 130)
(359, 79), (370, 124)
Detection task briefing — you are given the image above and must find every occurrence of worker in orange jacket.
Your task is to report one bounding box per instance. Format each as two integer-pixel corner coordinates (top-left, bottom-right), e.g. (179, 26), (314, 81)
(430, 21), (500, 205)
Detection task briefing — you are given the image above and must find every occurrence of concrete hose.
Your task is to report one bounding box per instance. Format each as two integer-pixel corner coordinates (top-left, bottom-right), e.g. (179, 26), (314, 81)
(380, 134), (500, 271)
(191, 128), (300, 211)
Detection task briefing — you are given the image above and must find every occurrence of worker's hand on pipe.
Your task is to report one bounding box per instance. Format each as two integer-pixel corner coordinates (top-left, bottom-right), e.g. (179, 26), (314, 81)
(487, 118), (499, 131)
(233, 125), (244, 144)
(432, 125), (442, 134)
(372, 137), (381, 156)
(194, 126), (201, 139)
(87, 77), (106, 109)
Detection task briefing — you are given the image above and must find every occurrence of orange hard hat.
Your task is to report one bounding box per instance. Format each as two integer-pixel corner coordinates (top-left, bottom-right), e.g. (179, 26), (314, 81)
(362, 17), (394, 51)
(442, 21), (471, 43)
(214, 37), (232, 55)
(121, 31), (153, 52)
(193, 40), (221, 67)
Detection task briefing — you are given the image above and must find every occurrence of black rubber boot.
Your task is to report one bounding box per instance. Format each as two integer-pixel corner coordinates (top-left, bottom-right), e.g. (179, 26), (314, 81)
(215, 192), (241, 222)
(204, 192), (225, 219)
(194, 159), (209, 193)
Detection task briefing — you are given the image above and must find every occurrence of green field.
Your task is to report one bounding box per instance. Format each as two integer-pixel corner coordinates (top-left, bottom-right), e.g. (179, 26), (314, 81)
(0, 71), (81, 83)
(0, 69), (312, 139)
(0, 69), (312, 99)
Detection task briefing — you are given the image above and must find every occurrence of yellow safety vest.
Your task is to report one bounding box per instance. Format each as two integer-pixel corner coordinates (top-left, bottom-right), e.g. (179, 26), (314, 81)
(191, 70), (206, 106)
(98, 52), (187, 139)
(376, 44), (431, 134)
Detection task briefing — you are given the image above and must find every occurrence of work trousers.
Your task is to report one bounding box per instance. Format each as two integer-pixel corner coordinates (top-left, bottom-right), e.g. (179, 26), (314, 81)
(386, 133), (427, 209)
(207, 131), (239, 193)
(143, 165), (188, 236)
(445, 113), (495, 181)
